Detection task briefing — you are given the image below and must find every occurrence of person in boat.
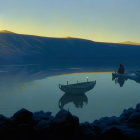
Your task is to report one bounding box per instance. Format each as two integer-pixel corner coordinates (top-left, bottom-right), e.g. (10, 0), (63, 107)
(118, 64), (125, 74)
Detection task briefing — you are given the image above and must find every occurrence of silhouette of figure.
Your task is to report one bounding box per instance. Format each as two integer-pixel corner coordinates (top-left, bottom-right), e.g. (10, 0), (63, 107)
(118, 64), (125, 74)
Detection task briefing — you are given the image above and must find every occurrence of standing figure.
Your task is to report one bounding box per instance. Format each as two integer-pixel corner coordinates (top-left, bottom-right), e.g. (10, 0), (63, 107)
(118, 64), (125, 74)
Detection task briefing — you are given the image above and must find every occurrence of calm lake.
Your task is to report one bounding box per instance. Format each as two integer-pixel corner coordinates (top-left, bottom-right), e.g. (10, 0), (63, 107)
(0, 65), (140, 122)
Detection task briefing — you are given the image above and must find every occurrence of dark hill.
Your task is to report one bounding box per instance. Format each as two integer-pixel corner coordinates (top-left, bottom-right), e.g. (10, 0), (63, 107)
(0, 32), (140, 67)
(120, 41), (140, 46)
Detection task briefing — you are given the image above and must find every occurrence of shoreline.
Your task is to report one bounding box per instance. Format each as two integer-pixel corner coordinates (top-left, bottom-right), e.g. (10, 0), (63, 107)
(0, 103), (140, 139)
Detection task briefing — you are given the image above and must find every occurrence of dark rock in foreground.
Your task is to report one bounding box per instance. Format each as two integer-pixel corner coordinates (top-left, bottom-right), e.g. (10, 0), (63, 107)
(1, 104), (140, 140)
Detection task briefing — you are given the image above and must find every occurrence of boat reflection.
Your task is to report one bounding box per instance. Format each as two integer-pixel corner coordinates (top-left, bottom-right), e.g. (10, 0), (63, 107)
(59, 93), (88, 109)
(112, 74), (128, 87)
(59, 80), (96, 109)
(112, 72), (140, 87)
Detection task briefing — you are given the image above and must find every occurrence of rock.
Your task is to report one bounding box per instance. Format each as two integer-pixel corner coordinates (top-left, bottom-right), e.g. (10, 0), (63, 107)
(128, 112), (140, 123)
(92, 116), (119, 133)
(33, 111), (54, 131)
(0, 115), (10, 127)
(0, 115), (11, 136)
(53, 109), (79, 125)
(33, 111), (53, 122)
(51, 109), (79, 139)
(34, 119), (53, 131)
(0, 105), (140, 140)
(102, 126), (125, 140)
(120, 108), (134, 121)
(136, 103), (140, 112)
(80, 122), (98, 139)
(12, 108), (33, 124)
(0, 115), (12, 139)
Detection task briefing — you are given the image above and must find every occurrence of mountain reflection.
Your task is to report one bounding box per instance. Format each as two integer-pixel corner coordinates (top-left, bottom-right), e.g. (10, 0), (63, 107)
(59, 93), (88, 109)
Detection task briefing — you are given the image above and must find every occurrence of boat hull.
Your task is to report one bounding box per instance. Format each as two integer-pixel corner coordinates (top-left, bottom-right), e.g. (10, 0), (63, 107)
(112, 73), (127, 77)
(59, 81), (96, 94)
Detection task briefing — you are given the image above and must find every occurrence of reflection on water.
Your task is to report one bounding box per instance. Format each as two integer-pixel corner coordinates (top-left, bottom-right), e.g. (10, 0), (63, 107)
(58, 80), (96, 108)
(112, 73), (140, 87)
(59, 93), (88, 109)
(129, 75), (140, 84)
(112, 74), (128, 87)
(0, 65), (140, 122)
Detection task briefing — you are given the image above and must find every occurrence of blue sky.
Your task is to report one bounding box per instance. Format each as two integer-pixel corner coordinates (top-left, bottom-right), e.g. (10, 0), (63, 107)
(0, 0), (140, 42)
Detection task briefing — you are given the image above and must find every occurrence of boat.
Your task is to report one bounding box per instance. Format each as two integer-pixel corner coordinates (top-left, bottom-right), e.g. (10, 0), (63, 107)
(112, 72), (129, 78)
(59, 80), (96, 94)
(112, 71), (136, 78)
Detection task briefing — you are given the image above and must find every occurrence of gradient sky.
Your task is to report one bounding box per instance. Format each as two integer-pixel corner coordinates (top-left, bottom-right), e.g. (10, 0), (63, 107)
(0, 0), (140, 43)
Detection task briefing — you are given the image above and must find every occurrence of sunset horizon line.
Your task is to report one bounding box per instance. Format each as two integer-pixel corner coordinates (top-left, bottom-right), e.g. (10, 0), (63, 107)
(0, 29), (140, 45)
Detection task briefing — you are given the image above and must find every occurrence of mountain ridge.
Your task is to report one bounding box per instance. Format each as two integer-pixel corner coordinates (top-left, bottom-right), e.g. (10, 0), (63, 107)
(0, 30), (140, 46)
(0, 30), (15, 34)
(0, 31), (140, 67)
(120, 41), (140, 45)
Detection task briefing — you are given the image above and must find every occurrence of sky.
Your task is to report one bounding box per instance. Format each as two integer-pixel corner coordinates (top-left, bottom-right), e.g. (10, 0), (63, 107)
(0, 0), (140, 43)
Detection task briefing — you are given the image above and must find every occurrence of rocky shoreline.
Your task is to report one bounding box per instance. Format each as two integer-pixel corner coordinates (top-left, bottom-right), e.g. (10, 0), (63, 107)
(1, 104), (140, 140)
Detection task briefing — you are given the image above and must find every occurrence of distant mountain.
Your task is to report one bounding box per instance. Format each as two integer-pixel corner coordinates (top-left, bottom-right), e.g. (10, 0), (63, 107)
(0, 31), (140, 67)
(120, 41), (140, 45)
(0, 30), (15, 34)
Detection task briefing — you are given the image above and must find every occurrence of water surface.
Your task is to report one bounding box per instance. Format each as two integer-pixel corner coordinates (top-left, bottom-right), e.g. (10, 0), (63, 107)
(0, 66), (140, 122)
